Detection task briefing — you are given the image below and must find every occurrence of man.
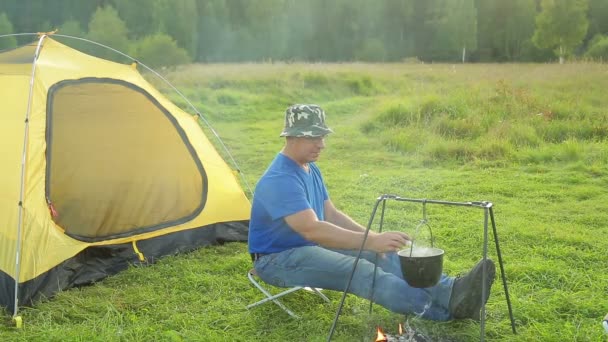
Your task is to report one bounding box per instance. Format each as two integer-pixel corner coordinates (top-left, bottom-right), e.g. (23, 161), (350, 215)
(248, 104), (495, 321)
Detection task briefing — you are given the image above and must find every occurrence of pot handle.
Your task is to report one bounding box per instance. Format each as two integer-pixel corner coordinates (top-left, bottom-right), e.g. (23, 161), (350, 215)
(409, 220), (434, 249)
(408, 201), (435, 257)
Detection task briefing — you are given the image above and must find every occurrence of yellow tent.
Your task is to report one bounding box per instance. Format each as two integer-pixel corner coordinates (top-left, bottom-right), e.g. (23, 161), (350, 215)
(0, 35), (250, 315)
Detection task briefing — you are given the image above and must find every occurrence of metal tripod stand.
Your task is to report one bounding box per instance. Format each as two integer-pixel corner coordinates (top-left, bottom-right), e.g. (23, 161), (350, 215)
(327, 194), (516, 341)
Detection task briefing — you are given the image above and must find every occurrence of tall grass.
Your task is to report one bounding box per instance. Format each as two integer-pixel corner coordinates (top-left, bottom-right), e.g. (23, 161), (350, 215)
(2, 63), (607, 341)
(365, 75), (608, 167)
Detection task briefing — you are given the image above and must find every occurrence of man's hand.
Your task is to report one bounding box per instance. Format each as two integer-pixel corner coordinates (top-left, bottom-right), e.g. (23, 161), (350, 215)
(284, 209), (412, 252)
(366, 231), (411, 253)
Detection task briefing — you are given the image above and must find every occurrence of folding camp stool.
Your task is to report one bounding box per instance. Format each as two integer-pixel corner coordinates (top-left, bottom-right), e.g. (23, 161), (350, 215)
(246, 268), (330, 318)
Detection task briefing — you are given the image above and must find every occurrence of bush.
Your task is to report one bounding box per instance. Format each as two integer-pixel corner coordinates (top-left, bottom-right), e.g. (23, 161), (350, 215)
(376, 102), (416, 126)
(423, 138), (475, 163)
(346, 75), (375, 95)
(585, 35), (608, 61)
(0, 12), (17, 50)
(86, 6), (130, 62)
(432, 116), (482, 140)
(132, 33), (191, 68)
(507, 124), (541, 147)
(536, 121), (573, 143)
(419, 95), (463, 121)
(557, 139), (583, 162)
(477, 138), (512, 160)
(374, 96), (464, 129)
(55, 19), (89, 53)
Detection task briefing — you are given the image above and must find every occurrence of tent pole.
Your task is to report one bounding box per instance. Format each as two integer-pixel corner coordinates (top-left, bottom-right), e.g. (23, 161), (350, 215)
(13, 33), (47, 318)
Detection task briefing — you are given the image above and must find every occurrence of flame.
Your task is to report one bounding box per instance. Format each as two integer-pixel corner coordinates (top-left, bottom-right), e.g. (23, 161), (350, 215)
(398, 323), (404, 335)
(375, 326), (387, 342)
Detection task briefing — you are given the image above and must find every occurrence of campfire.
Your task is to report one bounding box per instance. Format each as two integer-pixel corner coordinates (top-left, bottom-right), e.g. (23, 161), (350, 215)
(374, 323), (431, 342)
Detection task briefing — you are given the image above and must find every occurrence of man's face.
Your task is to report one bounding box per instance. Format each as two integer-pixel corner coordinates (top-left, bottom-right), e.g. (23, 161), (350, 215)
(294, 136), (326, 163)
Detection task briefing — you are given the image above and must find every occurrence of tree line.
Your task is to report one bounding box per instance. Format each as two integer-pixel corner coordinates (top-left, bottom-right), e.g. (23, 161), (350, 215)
(1, 0), (608, 67)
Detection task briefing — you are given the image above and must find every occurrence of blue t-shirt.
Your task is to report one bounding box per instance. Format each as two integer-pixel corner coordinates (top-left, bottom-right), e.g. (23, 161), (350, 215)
(248, 153), (329, 254)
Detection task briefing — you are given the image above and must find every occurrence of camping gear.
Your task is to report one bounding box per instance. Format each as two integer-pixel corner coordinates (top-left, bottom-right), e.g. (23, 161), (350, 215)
(0, 34), (251, 317)
(328, 195), (517, 342)
(398, 247), (444, 288)
(246, 267), (329, 318)
(398, 219), (443, 288)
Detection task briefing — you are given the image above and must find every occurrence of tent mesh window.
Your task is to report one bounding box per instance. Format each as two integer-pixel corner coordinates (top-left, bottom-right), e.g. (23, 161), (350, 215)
(45, 78), (207, 241)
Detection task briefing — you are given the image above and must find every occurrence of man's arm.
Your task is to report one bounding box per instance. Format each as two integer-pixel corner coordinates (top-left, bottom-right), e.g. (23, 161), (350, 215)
(324, 199), (366, 232)
(284, 208), (409, 253)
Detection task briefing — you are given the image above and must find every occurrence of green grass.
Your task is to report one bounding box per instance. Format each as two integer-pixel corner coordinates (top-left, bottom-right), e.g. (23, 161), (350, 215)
(2, 63), (608, 341)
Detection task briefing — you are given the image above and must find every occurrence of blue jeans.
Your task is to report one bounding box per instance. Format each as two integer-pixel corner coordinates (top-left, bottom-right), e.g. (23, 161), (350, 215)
(254, 245), (454, 321)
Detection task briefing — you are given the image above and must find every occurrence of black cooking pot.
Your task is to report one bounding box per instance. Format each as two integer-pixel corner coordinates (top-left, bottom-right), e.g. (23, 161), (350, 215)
(398, 247), (444, 288)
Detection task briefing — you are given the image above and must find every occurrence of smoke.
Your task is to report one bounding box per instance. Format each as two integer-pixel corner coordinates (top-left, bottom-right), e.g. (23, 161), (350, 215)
(398, 247), (442, 258)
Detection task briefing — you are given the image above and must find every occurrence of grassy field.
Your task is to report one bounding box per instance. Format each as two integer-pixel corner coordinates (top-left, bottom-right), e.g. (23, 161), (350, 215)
(2, 63), (608, 341)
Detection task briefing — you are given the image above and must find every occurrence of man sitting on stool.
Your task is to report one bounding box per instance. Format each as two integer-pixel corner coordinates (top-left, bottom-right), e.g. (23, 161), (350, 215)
(248, 104), (496, 321)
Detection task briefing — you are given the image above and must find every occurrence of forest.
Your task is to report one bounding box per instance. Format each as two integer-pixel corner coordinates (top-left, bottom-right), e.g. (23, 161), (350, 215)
(1, 0), (608, 67)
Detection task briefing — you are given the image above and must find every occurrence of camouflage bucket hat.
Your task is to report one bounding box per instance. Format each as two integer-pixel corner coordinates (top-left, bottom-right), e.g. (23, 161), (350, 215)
(279, 104), (334, 137)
